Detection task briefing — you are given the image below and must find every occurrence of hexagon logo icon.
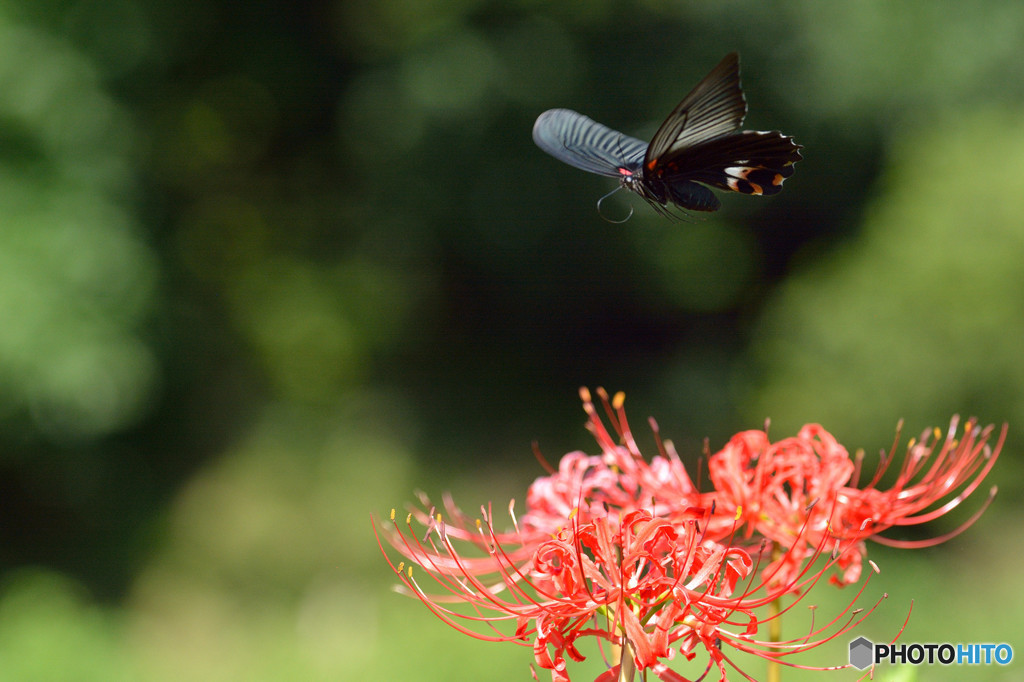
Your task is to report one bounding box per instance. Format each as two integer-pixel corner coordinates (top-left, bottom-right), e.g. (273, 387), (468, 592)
(849, 636), (874, 670)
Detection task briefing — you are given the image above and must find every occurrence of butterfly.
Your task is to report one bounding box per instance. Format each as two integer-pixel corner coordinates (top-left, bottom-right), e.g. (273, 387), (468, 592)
(532, 53), (802, 218)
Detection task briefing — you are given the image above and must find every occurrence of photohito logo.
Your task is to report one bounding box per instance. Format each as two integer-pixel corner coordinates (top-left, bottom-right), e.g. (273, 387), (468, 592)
(849, 637), (1013, 670)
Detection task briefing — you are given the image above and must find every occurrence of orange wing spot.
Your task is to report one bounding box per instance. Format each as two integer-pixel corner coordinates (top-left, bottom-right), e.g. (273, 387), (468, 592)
(729, 177), (762, 194)
(646, 159), (658, 171)
(772, 173), (785, 186)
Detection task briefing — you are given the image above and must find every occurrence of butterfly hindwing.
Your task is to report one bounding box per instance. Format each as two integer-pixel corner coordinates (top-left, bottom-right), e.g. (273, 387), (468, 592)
(666, 181), (720, 212)
(658, 130), (802, 197)
(532, 109), (647, 178)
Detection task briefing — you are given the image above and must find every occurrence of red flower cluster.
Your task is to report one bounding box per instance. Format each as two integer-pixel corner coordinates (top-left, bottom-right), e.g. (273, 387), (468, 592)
(375, 389), (1002, 682)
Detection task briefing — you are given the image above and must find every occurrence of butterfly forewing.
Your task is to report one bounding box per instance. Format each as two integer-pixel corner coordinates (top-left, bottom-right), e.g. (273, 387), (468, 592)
(644, 52), (746, 166)
(532, 109), (647, 178)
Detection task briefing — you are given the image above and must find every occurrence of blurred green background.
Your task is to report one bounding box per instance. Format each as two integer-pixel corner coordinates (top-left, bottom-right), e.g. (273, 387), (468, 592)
(0, 0), (1021, 680)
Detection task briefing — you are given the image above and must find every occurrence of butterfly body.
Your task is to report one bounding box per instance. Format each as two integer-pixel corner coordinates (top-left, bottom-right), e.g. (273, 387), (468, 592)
(532, 53), (801, 216)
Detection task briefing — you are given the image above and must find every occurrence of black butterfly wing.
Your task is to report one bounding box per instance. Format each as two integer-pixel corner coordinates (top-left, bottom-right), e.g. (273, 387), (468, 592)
(533, 109), (647, 178)
(644, 52), (746, 167)
(643, 53), (802, 210)
(660, 131), (802, 201)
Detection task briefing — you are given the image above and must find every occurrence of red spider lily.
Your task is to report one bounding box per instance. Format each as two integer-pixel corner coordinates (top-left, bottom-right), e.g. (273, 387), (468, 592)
(707, 416), (1004, 587)
(520, 388), (710, 538)
(375, 501), (885, 682)
(707, 424), (861, 588)
(375, 389), (998, 680)
(836, 416), (1004, 549)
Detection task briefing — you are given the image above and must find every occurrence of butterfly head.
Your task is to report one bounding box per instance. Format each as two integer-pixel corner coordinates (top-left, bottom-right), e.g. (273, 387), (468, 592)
(618, 166), (665, 205)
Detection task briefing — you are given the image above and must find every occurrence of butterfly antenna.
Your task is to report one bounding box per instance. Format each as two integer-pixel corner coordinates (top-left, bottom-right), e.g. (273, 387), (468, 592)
(596, 186), (633, 223)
